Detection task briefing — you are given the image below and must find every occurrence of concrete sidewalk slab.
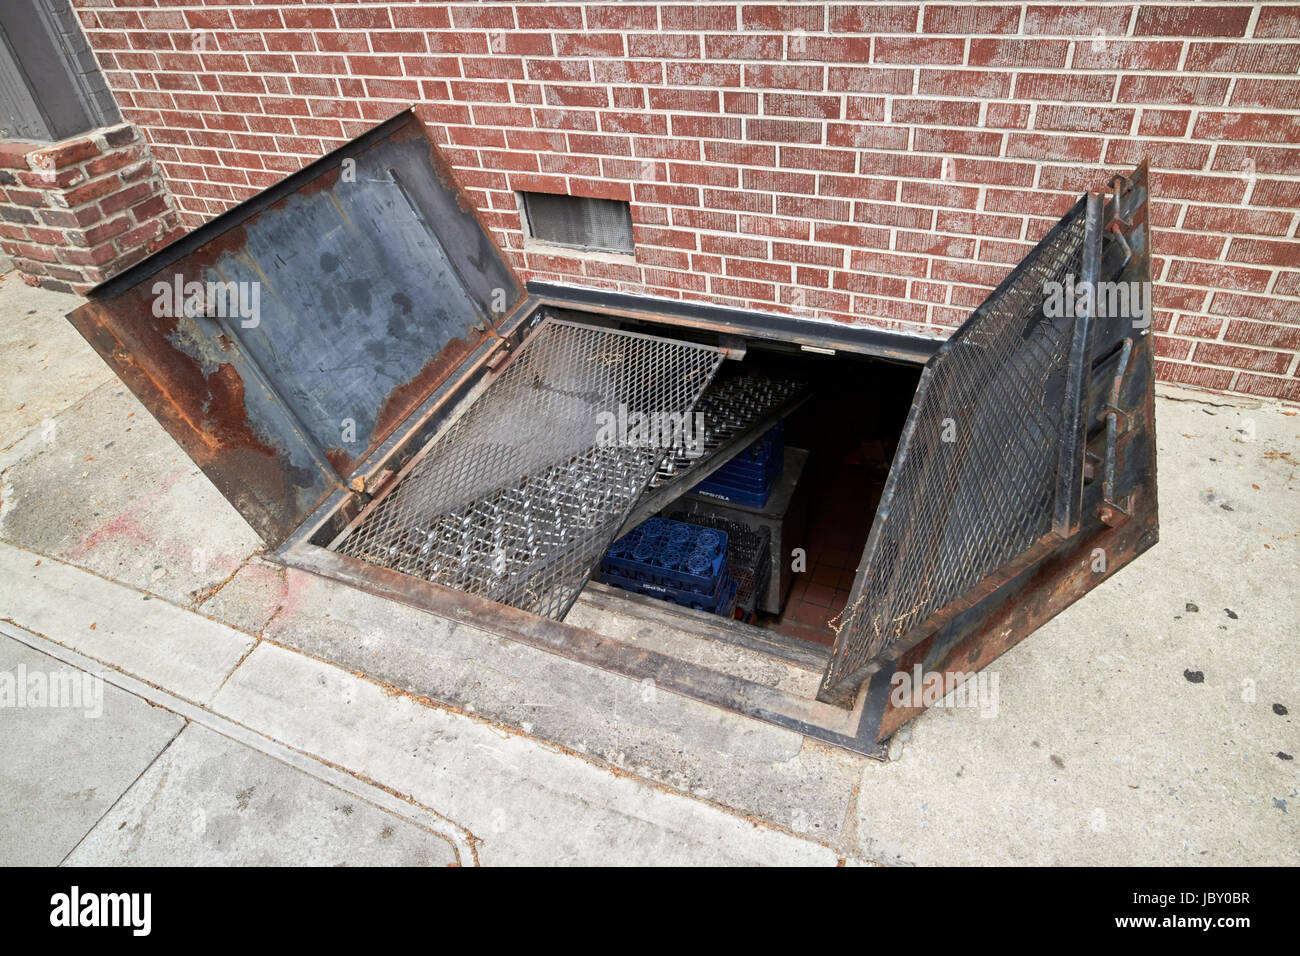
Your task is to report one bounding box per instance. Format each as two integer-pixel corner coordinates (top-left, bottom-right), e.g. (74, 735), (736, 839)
(196, 557), (287, 637)
(241, 563), (863, 845)
(1, 275), (261, 607)
(3, 619), (479, 865)
(0, 274), (112, 446)
(210, 642), (840, 866)
(0, 540), (255, 705)
(847, 392), (1299, 865)
(0, 382), (263, 607)
(0, 557), (843, 865)
(0, 634), (184, 865)
(66, 723), (459, 867)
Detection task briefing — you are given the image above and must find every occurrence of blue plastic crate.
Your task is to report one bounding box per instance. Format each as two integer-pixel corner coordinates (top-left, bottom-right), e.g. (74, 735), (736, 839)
(715, 425), (782, 473)
(708, 449), (781, 484)
(601, 567), (737, 614)
(690, 481), (771, 509)
(600, 517), (728, 596)
(704, 449), (782, 488)
(691, 424), (784, 507)
(735, 421), (784, 463)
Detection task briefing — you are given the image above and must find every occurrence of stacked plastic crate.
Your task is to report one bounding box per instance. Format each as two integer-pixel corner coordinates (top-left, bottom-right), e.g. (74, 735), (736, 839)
(598, 517), (737, 616)
(691, 422), (785, 508)
(666, 511), (771, 623)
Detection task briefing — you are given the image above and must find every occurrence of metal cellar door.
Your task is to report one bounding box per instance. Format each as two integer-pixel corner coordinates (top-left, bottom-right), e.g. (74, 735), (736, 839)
(66, 110), (524, 547)
(819, 164), (1158, 708)
(332, 318), (725, 619)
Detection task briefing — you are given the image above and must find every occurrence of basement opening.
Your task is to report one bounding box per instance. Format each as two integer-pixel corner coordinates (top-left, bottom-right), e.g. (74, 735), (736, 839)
(322, 307), (925, 655)
(561, 315), (923, 650)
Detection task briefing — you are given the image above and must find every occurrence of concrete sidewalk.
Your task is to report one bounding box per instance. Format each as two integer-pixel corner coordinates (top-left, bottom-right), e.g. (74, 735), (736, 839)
(1, 272), (1296, 866)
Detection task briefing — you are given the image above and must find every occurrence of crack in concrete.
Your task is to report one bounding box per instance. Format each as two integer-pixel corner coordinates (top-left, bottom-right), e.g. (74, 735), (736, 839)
(188, 547), (265, 609)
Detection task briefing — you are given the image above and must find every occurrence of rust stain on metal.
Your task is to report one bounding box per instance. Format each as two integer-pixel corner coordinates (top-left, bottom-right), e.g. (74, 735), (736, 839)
(66, 295), (317, 544)
(372, 334), (481, 439)
(71, 300), (276, 462)
(875, 490), (1158, 741)
(324, 447), (352, 474)
(196, 364), (271, 453)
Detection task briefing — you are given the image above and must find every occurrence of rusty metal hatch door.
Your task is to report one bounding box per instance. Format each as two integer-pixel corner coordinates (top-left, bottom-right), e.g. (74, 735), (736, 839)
(65, 109), (525, 547)
(820, 165), (1157, 705)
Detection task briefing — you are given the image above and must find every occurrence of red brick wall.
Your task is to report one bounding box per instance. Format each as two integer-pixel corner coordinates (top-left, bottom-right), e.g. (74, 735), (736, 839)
(71, 1), (1300, 401)
(0, 123), (185, 294)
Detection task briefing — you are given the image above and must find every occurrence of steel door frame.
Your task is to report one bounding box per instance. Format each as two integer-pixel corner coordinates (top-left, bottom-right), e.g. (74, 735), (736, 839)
(272, 165), (1155, 752)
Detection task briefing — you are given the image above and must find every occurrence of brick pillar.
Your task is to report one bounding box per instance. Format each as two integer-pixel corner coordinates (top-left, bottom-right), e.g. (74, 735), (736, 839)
(0, 122), (185, 295)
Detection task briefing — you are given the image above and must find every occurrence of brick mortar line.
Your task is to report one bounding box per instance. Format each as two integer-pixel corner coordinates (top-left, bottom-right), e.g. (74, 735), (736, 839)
(134, 132), (1300, 165)
(552, 266), (1300, 325)
(92, 42), (1300, 55)
(509, 257), (1300, 295)
(524, 227), (1284, 251)
(146, 154), (1300, 195)
(495, 235), (1300, 280)
(98, 66), (1300, 86)
(131, 102), (1300, 127)
(76, 18), (1284, 32)
(149, 157), (1300, 215)
(4, 171), (164, 212)
(85, 41), (1299, 57)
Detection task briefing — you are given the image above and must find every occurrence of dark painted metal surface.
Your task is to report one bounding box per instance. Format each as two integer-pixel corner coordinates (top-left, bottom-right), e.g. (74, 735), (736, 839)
(66, 109), (525, 547)
(528, 281), (942, 366)
(823, 162), (1157, 710)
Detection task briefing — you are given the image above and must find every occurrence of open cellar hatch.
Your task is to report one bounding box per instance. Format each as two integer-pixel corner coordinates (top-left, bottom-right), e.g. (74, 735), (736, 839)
(67, 110), (1158, 755)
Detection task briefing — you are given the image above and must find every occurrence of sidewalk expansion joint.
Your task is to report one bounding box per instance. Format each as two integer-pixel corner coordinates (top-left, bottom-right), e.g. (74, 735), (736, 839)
(0, 619), (480, 866)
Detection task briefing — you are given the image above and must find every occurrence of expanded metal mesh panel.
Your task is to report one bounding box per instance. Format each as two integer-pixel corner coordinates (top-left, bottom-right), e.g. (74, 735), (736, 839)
(648, 372), (806, 488)
(823, 198), (1089, 696)
(334, 318), (724, 619)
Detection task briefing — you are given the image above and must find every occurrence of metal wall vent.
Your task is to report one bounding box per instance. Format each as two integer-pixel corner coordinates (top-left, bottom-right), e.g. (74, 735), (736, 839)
(521, 192), (635, 254)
